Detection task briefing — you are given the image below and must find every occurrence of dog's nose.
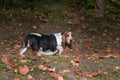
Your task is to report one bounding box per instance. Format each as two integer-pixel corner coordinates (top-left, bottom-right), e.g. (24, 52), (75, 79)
(70, 39), (73, 43)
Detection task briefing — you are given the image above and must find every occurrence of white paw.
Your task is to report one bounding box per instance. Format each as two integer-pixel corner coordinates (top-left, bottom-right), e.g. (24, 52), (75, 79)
(37, 52), (41, 56)
(20, 54), (25, 57)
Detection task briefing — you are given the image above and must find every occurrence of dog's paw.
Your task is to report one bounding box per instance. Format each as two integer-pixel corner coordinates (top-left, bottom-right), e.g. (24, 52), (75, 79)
(20, 54), (26, 57)
(37, 52), (41, 56)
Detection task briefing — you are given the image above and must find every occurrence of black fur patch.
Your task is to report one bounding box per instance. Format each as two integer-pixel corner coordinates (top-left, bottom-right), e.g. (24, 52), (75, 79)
(24, 34), (57, 52)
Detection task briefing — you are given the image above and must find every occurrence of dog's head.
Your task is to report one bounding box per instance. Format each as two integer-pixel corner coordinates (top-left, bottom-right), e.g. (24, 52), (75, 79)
(62, 31), (73, 49)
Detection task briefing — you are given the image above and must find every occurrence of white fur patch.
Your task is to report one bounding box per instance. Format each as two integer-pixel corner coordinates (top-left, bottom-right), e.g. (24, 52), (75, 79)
(37, 49), (59, 56)
(67, 32), (72, 43)
(19, 47), (27, 55)
(31, 33), (42, 37)
(54, 33), (62, 46)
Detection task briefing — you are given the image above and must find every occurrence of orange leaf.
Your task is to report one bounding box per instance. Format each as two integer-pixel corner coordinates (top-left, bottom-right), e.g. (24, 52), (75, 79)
(32, 25), (37, 29)
(19, 65), (29, 75)
(14, 78), (20, 80)
(48, 72), (64, 80)
(87, 70), (102, 78)
(1, 54), (9, 64)
(9, 61), (18, 68)
(38, 65), (47, 71)
(48, 67), (56, 72)
(20, 59), (28, 64)
(27, 75), (35, 80)
(61, 69), (70, 73)
(74, 70), (83, 76)
(106, 48), (112, 53)
(14, 69), (18, 74)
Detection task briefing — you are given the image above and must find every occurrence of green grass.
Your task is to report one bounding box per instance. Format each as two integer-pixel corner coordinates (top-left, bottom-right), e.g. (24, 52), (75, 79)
(48, 56), (63, 67)
(63, 74), (71, 80)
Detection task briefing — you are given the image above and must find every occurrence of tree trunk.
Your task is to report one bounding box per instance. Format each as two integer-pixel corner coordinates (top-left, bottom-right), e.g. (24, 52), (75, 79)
(95, 0), (105, 17)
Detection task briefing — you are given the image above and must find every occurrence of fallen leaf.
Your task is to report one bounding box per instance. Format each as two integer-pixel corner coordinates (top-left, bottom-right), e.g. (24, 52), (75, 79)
(106, 48), (112, 53)
(42, 57), (51, 63)
(32, 25), (37, 29)
(19, 65), (29, 75)
(88, 54), (104, 59)
(90, 54), (100, 59)
(27, 74), (35, 80)
(59, 69), (70, 74)
(116, 37), (119, 41)
(104, 54), (117, 59)
(48, 67), (56, 72)
(14, 69), (18, 74)
(87, 70), (102, 78)
(115, 66), (120, 70)
(15, 40), (22, 45)
(103, 71), (109, 75)
(9, 61), (18, 68)
(113, 66), (120, 72)
(14, 78), (20, 80)
(73, 57), (80, 63)
(74, 70), (83, 76)
(71, 57), (80, 67)
(71, 60), (79, 67)
(38, 65), (47, 71)
(1, 54), (9, 64)
(20, 59), (28, 64)
(86, 45), (91, 50)
(48, 72), (64, 80)
(13, 44), (21, 50)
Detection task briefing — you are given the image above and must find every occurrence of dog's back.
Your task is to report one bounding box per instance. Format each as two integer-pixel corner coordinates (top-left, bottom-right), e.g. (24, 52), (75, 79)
(23, 33), (57, 52)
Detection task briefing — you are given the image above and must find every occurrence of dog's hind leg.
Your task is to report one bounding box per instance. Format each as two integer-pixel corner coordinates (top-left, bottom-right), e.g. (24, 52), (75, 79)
(19, 47), (27, 56)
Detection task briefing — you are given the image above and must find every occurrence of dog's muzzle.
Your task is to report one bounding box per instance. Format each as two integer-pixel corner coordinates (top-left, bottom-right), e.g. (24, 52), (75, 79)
(66, 39), (73, 49)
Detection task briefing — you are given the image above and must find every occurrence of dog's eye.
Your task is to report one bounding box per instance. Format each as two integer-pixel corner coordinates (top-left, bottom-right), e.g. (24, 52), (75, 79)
(66, 35), (69, 37)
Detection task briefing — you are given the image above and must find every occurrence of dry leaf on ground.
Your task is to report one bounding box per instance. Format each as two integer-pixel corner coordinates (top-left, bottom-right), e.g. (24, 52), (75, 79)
(14, 69), (18, 74)
(86, 70), (102, 78)
(42, 57), (51, 63)
(59, 69), (70, 74)
(38, 64), (47, 71)
(19, 59), (28, 64)
(14, 78), (20, 80)
(18, 65), (29, 75)
(9, 61), (18, 68)
(105, 48), (112, 53)
(1, 54), (9, 64)
(104, 54), (118, 59)
(74, 70), (83, 76)
(71, 57), (80, 67)
(32, 25), (37, 29)
(48, 72), (64, 80)
(27, 74), (35, 80)
(48, 67), (56, 72)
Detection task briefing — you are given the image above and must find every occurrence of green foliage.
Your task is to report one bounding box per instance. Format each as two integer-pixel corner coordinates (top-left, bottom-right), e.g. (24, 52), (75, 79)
(0, 13), (9, 23)
(63, 0), (95, 14)
(0, 0), (120, 20)
(105, 0), (120, 19)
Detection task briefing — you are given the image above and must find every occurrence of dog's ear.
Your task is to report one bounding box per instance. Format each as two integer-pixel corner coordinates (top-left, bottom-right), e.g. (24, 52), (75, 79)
(62, 31), (72, 36)
(61, 30), (69, 35)
(66, 32), (72, 36)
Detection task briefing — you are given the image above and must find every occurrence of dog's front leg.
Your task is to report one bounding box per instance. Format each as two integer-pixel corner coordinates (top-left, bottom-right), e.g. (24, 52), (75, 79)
(57, 46), (63, 55)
